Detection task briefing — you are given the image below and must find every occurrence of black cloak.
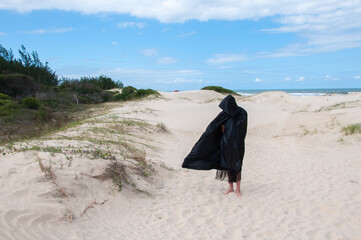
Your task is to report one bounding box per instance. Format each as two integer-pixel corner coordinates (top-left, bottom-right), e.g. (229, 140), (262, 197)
(182, 94), (247, 182)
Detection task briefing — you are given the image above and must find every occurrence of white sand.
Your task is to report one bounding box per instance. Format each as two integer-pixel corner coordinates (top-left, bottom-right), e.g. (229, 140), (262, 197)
(0, 90), (361, 240)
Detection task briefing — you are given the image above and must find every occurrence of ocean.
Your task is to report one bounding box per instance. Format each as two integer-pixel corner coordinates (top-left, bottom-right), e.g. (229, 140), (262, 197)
(235, 88), (361, 97)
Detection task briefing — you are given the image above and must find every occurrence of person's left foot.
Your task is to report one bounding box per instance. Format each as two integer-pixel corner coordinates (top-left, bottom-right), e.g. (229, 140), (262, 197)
(235, 191), (242, 197)
(224, 189), (234, 194)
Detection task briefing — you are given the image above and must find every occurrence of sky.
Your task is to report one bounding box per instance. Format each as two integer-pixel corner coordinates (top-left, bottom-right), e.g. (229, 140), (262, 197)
(0, 0), (361, 91)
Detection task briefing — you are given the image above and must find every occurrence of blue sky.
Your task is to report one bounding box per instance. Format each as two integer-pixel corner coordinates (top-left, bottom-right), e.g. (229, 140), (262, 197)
(1, 0), (361, 91)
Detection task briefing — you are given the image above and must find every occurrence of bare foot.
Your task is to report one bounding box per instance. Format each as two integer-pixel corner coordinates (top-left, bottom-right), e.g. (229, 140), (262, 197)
(235, 191), (242, 197)
(224, 189), (234, 194)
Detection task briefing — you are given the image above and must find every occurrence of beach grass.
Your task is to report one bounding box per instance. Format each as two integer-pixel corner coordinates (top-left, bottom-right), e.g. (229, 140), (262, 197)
(342, 123), (361, 135)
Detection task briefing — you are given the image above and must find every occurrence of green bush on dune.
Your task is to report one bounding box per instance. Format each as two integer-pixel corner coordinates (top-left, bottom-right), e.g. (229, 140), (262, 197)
(21, 97), (40, 110)
(0, 93), (11, 100)
(114, 86), (159, 101)
(201, 86), (237, 95)
(0, 93), (12, 107)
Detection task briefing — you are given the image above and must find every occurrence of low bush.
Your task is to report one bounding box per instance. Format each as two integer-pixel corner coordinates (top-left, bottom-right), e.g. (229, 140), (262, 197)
(0, 100), (18, 117)
(22, 97), (40, 110)
(0, 93), (12, 106)
(59, 80), (115, 104)
(0, 73), (39, 99)
(137, 89), (160, 98)
(201, 86), (237, 95)
(114, 86), (159, 101)
(0, 93), (10, 100)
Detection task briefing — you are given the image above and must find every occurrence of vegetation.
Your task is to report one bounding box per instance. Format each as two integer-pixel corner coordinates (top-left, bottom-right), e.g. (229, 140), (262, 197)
(0, 44), (156, 144)
(114, 86), (159, 101)
(316, 100), (360, 112)
(201, 86), (237, 95)
(0, 44), (58, 86)
(102, 161), (129, 191)
(342, 123), (361, 135)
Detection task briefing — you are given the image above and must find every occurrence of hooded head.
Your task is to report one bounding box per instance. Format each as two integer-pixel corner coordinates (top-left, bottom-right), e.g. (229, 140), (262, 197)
(219, 94), (241, 117)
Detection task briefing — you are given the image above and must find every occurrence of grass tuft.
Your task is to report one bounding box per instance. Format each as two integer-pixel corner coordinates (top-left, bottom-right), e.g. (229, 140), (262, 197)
(100, 161), (129, 191)
(157, 123), (169, 133)
(342, 123), (361, 135)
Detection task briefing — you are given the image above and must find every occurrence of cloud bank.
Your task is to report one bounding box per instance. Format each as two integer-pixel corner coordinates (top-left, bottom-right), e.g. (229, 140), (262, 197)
(2, 0), (360, 54)
(1, 0), (359, 24)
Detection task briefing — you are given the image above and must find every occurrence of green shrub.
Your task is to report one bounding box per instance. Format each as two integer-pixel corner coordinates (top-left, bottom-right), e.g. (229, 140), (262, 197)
(22, 97), (40, 110)
(122, 86), (138, 96)
(0, 99), (11, 106)
(0, 94), (12, 106)
(114, 86), (159, 101)
(137, 89), (160, 98)
(114, 86), (137, 101)
(0, 93), (10, 100)
(342, 123), (361, 135)
(0, 73), (39, 98)
(38, 107), (52, 121)
(0, 101), (18, 116)
(201, 86), (237, 94)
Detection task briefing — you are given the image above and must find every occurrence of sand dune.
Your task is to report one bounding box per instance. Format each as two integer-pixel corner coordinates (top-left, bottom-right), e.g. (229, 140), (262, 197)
(1, 90), (360, 240)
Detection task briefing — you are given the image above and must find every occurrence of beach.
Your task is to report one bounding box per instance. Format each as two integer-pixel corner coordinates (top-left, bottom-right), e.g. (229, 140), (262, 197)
(0, 90), (360, 240)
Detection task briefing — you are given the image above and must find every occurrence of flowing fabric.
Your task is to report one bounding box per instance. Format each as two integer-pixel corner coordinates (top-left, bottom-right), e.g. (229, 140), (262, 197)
(182, 95), (247, 182)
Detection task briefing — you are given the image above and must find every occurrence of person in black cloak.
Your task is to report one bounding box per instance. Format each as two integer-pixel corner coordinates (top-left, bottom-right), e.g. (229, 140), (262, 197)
(182, 94), (247, 197)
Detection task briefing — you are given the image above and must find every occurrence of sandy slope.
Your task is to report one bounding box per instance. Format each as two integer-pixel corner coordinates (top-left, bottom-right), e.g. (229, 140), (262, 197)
(0, 90), (360, 240)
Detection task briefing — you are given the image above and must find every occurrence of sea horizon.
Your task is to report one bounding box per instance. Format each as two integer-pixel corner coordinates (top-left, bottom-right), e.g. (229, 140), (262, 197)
(234, 88), (361, 96)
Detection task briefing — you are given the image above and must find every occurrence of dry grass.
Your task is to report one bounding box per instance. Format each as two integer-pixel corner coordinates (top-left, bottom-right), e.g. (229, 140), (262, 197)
(316, 100), (360, 112)
(37, 157), (71, 198)
(96, 161), (130, 191)
(37, 157), (56, 182)
(157, 123), (170, 133)
(80, 199), (108, 217)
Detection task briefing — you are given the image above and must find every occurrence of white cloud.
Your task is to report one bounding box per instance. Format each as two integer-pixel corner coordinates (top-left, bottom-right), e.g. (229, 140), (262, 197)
(206, 53), (248, 65)
(111, 41), (118, 45)
(141, 48), (158, 57)
(284, 77), (292, 81)
(117, 22), (145, 29)
(262, 3), (361, 55)
(324, 74), (339, 81)
(2, 0), (361, 54)
(24, 27), (74, 34)
(172, 78), (204, 84)
(136, 22), (145, 29)
(94, 67), (202, 87)
(177, 31), (196, 38)
(154, 77), (208, 86)
(218, 65), (234, 69)
(254, 78), (261, 82)
(99, 67), (200, 76)
(0, 32), (8, 36)
(242, 69), (258, 74)
(157, 56), (177, 64)
(2, 1), (358, 24)
(296, 76), (305, 81)
(353, 75), (361, 79)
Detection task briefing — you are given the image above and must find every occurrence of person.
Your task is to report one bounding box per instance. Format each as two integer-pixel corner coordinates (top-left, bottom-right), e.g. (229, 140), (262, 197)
(182, 94), (247, 197)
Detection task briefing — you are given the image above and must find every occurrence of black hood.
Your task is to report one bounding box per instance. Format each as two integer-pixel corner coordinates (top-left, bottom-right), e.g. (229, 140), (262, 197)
(219, 94), (241, 117)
